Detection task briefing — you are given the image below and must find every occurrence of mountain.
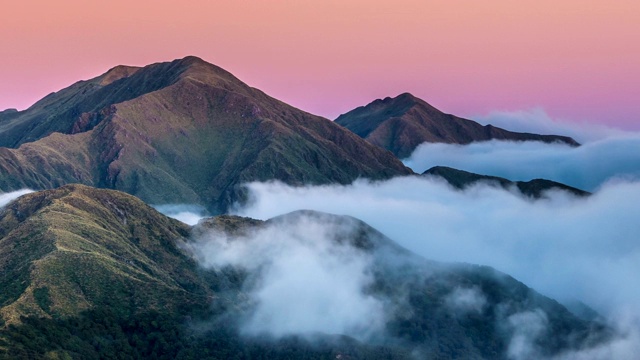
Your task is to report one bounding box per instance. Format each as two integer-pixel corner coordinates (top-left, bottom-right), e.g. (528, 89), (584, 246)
(0, 184), (209, 324)
(335, 93), (579, 158)
(0, 56), (411, 213)
(424, 166), (589, 198)
(0, 186), (607, 359)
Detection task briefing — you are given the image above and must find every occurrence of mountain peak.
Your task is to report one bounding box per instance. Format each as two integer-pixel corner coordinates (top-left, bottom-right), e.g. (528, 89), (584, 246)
(177, 55), (208, 66)
(336, 94), (579, 158)
(98, 65), (141, 86)
(0, 57), (411, 213)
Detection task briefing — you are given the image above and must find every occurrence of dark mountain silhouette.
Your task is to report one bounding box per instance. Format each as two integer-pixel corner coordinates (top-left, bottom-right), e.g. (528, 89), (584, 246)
(335, 93), (579, 158)
(0, 186), (607, 359)
(423, 166), (589, 198)
(0, 57), (411, 213)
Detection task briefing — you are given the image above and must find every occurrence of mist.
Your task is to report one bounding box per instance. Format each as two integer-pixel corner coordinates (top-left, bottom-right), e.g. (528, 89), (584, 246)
(404, 136), (640, 191)
(0, 189), (34, 208)
(225, 177), (640, 358)
(471, 108), (636, 143)
(187, 214), (387, 340)
(154, 204), (208, 225)
(228, 177), (640, 320)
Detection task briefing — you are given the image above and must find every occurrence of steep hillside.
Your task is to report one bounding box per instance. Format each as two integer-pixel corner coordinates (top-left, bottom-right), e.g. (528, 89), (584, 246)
(0, 187), (607, 359)
(335, 93), (579, 158)
(424, 166), (589, 198)
(0, 57), (411, 213)
(0, 184), (207, 325)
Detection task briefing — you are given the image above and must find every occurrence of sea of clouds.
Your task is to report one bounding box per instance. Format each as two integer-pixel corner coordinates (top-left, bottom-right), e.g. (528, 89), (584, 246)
(169, 111), (640, 358)
(4, 109), (639, 358)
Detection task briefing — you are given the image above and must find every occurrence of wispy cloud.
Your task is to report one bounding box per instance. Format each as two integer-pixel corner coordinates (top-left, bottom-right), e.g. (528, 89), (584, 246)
(187, 213), (386, 340)
(0, 189), (34, 208)
(472, 108), (637, 144)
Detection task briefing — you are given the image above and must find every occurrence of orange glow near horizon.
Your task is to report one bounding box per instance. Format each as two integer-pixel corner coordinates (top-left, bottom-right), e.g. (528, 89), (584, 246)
(1, 1), (639, 128)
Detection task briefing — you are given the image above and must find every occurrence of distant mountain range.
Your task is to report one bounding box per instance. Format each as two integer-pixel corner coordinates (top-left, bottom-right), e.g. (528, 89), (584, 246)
(0, 57), (410, 213)
(0, 186), (607, 358)
(424, 166), (589, 198)
(335, 92), (579, 158)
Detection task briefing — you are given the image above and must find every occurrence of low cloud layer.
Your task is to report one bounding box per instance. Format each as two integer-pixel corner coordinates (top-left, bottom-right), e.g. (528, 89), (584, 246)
(404, 137), (640, 191)
(472, 108), (637, 143)
(230, 177), (640, 322)
(226, 178), (640, 358)
(0, 189), (34, 208)
(187, 215), (386, 340)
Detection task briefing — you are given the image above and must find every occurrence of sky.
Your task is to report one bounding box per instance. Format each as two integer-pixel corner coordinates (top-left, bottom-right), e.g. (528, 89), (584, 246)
(1, 0), (639, 129)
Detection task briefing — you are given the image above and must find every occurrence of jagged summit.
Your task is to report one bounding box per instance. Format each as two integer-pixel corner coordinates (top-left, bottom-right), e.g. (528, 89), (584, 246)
(336, 93), (579, 158)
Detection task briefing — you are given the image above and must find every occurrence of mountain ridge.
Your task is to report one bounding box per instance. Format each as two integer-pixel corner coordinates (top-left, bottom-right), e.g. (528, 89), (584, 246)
(0, 186), (608, 359)
(335, 92), (579, 158)
(424, 166), (590, 198)
(0, 56), (411, 213)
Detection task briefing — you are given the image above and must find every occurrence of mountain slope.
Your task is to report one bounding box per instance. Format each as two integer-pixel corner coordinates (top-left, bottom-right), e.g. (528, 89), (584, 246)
(0, 57), (411, 213)
(194, 210), (606, 359)
(0, 184), (208, 326)
(0, 187), (607, 359)
(424, 166), (590, 198)
(335, 93), (579, 158)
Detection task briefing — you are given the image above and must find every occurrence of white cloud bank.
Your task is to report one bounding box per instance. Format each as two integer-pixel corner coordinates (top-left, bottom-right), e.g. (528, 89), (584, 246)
(226, 177), (640, 358)
(230, 177), (640, 322)
(187, 214), (386, 340)
(404, 137), (640, 191)
(0, 189), (34, 208)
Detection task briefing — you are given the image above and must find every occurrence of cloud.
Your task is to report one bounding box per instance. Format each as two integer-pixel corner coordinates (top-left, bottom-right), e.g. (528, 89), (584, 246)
(471, 108), (637, 143)
(227, 178), (640, 357)
(229, 177), (640, 322)
(187, 213), (386, 340)
(154, 204), (208, 225)
(444, 286), (487, 315)
(504, 309), (549, 360)
(0, 189), (34, 208)
(403, 137), (640, 191)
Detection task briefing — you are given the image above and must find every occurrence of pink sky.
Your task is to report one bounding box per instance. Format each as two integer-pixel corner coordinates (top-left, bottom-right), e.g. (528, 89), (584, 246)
(1, 1), (639, 129)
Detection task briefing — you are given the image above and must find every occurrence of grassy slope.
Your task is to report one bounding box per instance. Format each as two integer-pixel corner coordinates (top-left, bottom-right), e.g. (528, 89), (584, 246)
(0, 188), (606, 359)
(0, 57), (411, 213)
(0, 185), (210, 326)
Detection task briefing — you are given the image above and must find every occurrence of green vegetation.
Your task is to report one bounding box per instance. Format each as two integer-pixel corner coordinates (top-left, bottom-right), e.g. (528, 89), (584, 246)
(1, 309), (411, 360)
(0, 186), (608, 358)
(0, 56), (410, 213)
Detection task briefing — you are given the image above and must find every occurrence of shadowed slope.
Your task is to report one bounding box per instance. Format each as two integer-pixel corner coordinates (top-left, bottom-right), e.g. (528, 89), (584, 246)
(0, 57), (411, 213)
(0, 189), (606, 358)
(336, 93), (579, 158)
(193, 210), (606, 359)
(423, 166), (589, 198)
